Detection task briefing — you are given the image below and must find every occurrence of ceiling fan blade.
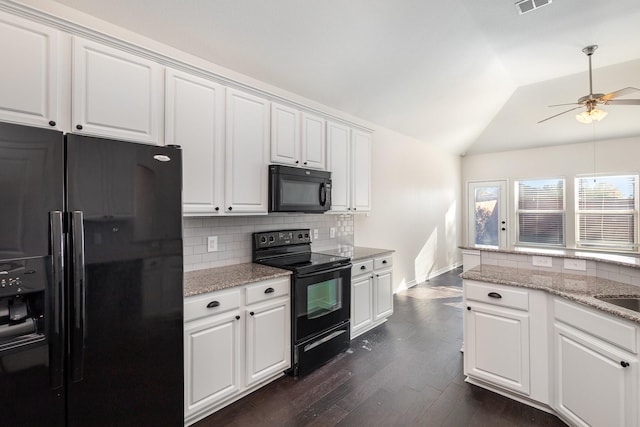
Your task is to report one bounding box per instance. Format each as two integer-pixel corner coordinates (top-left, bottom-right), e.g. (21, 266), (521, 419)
(605, 99), (640, 105)
(600, 87), (640, 101)
(538, 106), (583, 124)
(548, 102), (581, 107)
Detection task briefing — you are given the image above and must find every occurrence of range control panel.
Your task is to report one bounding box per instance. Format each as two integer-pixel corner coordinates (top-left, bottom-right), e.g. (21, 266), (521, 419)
(253, 229), (311, 249)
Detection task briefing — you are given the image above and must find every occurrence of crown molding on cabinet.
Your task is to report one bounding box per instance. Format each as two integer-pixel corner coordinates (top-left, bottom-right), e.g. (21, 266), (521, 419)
(0, 0), (374, 134)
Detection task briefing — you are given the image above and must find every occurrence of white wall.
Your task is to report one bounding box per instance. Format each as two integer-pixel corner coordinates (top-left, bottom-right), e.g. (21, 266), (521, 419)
(461, 135), (640, 248)
(355, 127), (462, 292)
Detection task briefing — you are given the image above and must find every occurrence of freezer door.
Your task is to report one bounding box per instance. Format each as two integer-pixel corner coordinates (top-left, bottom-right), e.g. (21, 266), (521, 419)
(0, 122), (65, 427)
(65, 134), (184, 426)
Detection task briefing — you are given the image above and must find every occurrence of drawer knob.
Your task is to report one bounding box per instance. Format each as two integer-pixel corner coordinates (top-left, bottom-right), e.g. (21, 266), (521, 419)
(621, 361), (630, 368)
(488, 292), (502, 299)
(264, 287), (275, 294)
(206, 301), (220, 308)
(467, 306), (471, 311)
(382, 260), (387, 264)
(249, 311), (255, 316)
(235, 315), (240, 320)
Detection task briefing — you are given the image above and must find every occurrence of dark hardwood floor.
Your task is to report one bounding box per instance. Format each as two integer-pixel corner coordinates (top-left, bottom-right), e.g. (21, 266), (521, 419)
(195, 268), (567, 427)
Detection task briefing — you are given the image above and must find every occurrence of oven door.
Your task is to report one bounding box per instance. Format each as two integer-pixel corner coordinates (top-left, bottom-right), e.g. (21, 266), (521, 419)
(293, 264), (351, 342)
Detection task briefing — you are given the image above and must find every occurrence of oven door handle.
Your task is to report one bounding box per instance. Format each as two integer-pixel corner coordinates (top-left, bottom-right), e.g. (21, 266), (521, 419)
(296, 264), (352, 278)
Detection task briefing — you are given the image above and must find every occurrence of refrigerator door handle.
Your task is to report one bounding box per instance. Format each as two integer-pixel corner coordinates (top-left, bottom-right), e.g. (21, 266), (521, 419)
(71, 211), (86, 382)
(49, 211), (65, 389)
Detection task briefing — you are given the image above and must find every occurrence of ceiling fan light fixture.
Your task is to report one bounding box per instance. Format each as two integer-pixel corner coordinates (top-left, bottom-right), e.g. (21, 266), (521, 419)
(576, 108), (608, 124)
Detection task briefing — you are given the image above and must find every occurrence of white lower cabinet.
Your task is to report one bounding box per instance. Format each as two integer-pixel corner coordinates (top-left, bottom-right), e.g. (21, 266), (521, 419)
(184, 277), (291, 425)
(553, 298), (639, 427)
(464, 280), (640, 425)
(350, 254), (393, 339)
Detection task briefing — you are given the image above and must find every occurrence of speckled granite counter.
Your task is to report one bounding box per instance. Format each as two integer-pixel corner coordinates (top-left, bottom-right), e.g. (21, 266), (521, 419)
(318, 246), (394, 261)
(184, 263), (291, 297)
(459, 245), (640, 269)
(461, 264), (640, 324)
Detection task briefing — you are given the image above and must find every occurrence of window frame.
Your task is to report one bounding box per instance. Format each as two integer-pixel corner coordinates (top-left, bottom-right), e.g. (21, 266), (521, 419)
(514, 177), (566, 247)
(574, 174), (639, 252)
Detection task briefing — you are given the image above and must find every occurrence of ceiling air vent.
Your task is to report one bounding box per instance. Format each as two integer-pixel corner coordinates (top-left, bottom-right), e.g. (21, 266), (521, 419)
(515, 0), (552, 15)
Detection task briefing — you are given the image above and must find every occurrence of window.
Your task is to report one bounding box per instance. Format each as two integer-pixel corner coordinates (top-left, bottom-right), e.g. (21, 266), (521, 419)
(576, 175), (638, 251)
(515, 178), (565, 245)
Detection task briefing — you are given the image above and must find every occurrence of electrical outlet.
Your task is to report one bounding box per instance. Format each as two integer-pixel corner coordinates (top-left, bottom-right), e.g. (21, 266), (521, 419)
(330, 227), (336, 238)
(564, 258), (586, 271)
(532, 256), (552, 268)
(313, 229), (319, 240)
(207, 236), (218, 252)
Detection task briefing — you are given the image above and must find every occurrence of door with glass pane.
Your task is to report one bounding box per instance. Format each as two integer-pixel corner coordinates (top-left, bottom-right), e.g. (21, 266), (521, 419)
(468, 181), (507, 248)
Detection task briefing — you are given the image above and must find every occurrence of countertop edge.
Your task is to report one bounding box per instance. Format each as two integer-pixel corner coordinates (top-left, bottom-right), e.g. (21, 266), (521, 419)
(461, 266), (640, 324)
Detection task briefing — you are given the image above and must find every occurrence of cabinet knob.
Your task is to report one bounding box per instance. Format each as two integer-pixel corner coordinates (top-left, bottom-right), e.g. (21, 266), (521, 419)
(76, 124), (83, 130)
(467, 306), (471, 311)
(206, 301), (220, 308)
(621, 361), (630, 368)
(228, 207), (232, 211)
(353, 208), (357, 211)
(249, 311), (255, 316)
(360, 265), (366, 270)
(501, 228), (506, 231)
(264, 287), (275, 294)
(382, 260), (387, 264)
(48, 120), (56, 127)
(235, 315), (240, 320)
(488, 292), (502, 299)
(215, 207), (219, 211)
(295, 160), (299, 164)
(304, 161), (307, 165)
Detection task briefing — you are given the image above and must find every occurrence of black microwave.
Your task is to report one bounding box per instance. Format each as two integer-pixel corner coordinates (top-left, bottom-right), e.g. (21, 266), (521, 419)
(269, 165), (331, 213)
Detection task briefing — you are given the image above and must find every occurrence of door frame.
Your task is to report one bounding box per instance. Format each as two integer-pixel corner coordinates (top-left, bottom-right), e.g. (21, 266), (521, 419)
(467, 180), (508, 249)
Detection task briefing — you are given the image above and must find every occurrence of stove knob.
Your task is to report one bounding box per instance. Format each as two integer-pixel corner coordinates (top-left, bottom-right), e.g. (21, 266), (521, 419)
(298, 233), (303, 239)
(268, 236), (275, 243)
(260, 236), (267, 244)
(304, 233), (309, 238)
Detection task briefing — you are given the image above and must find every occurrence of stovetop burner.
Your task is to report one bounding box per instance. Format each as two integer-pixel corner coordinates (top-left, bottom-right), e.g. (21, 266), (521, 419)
(252, 229), (350, 275)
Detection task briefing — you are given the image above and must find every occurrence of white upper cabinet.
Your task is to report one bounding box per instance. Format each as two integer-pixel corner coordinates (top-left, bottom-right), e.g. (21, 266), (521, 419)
(327, 122), (372, 213)
(271, 104), (326, 170)
(300, 112), (325, 170)
(326, 121), (351, 212)
(72, 37), (162, 144)
(225, 88), (270, 214)
(270, 102), (300, 167)
(165, 69), (225, 215)
(0, 11), (64, 130)
(351, 129), (372, 212)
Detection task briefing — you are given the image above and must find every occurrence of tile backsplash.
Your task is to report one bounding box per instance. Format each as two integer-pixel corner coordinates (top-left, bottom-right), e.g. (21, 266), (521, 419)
(183, 214), (354, 271)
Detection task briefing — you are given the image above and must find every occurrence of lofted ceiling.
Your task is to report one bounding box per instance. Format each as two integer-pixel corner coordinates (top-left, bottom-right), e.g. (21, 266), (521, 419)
(43, 0), (640, 155)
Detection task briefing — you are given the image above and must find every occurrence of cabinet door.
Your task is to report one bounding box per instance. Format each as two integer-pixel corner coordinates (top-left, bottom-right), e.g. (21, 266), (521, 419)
(351, 129), (372, 212)
(225, 88), (269, 214)
(301, 112), (325, 170)
(465, 303), (530, 395)
(166, 69), (224, 214)
(270, 102), (300, 166)
(351, 274), (373, 337)
(184, 311), (242, 418)
(72, 37), (162, 144)
(0, 12), (62, 129)
(374, 269), (393, 321)
(245, 298), (291, 387)
(327, 121), (351, 212)
(554, 323), (638, 427)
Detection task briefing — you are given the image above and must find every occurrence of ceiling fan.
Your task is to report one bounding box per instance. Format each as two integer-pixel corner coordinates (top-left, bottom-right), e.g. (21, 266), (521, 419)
(538, 45), (640, 124)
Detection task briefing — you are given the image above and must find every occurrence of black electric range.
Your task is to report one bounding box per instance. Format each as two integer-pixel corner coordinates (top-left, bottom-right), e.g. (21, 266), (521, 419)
(252, 229), (352, 376)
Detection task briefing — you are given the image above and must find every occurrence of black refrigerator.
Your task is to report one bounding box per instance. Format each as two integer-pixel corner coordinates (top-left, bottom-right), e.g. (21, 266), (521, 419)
(0, 122), (184, 426)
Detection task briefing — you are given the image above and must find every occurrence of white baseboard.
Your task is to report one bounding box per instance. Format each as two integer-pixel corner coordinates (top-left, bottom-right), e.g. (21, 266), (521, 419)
(407, 261), (462, 289)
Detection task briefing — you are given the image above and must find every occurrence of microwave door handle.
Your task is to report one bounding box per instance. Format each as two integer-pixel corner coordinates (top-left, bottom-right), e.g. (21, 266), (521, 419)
(319, 183), (327, 206)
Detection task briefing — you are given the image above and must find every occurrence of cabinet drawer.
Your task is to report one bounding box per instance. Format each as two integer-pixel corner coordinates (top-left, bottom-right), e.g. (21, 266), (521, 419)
(374, 255), (393, 270)
(464, 281), (529, 311)
(352, 259), (374, 277)
(554, 298), (637, 354)
(246, 277), (290, 305)
(184, 288), (241, 322)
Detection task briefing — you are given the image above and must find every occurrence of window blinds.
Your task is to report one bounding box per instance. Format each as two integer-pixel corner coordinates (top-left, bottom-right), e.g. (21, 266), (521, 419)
(516, 179), (565, 245)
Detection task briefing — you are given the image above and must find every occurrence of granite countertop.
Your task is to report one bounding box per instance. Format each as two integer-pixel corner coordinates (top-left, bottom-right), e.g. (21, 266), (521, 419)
(461, 264), (640, 324)
(318, 246), (394, 261)
(459, 245), (640, 269)
(184, 263), (291, 297)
